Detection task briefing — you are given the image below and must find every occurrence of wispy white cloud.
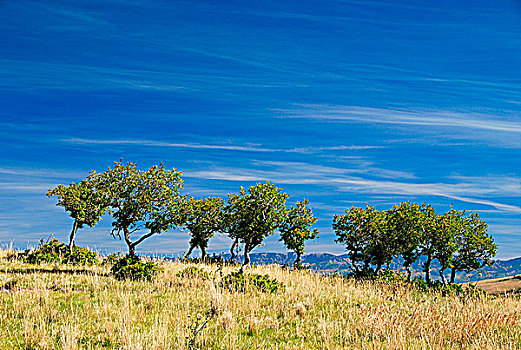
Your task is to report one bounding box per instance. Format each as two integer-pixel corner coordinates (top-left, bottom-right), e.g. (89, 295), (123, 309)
(277, 104), (521, 133)
(0, 183), (51, 194)
(184, 162), (521, 214)
(0, 167), (87, 179)
(63, 137), (381, 154)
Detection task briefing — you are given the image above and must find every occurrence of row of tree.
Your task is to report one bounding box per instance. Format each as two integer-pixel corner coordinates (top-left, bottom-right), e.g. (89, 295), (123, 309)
(47, 161), (497, 280)
(333, 203), (497, 284)
(47, 161), (319, 268)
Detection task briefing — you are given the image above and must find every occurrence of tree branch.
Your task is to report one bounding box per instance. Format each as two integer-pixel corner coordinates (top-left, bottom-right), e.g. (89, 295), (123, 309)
(131, 231), (158, 247)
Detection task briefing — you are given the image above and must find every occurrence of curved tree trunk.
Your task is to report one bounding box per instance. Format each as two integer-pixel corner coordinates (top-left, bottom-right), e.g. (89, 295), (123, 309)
(69, 219), (79, 255)
(230, 238), (238, 261)
(241, 243), (251, 273)
(185, 245), (195, 259)
(243, 245), (251, 266)
(294, 252), (301, 269)
(439, 269), (447, 285)
(123, 227), (135, 257)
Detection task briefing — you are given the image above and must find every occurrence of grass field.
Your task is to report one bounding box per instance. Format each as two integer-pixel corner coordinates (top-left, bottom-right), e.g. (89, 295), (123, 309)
(1, 248), (520, 349)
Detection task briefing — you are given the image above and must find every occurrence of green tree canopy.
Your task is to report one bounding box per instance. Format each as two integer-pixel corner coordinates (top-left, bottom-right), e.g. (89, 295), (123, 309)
(223, 181), (288, 269)
(417, 203), (442, 283)
(434, 207), (460, 285)
(386, 202), (422, 279)
(183, 196), (225, 260)
(100, 161), (185, 256)
(334, 202), (497, 283)
(333, 204), (391, 275)
(450, 211), (497, 283)
(279, 199), (319, 268)
(47, 171), (108, 254)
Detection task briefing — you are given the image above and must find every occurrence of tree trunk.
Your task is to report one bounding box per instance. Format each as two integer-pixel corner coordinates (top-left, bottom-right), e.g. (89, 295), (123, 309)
(200, 246), (207, 260)
(294, 252), (301, 269)
(439, 269), (447, 285)
(243, 243), (251, 267)
(68, 219), (79, 255)
(375, 263), (382, 275)
(363, 260), (370, 274)
(185, 245), (194, 259)
(124, 227), (135, 257)
(450, 268), (457, 284)
(406, 266), (412, 281)
(230, 238), (238, 261)
(424, 254), (432, 283)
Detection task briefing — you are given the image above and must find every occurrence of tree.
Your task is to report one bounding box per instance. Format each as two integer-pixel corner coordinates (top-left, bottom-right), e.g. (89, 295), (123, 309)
(100, 161), (185, 257)
(47, 171), (108, 254)
(434, 207), (460, 285)
(183, 196), (224, 260)
(333, 205), (391, 275)
(223, 181), (288, 269)
(417, 203), (441, 283)
(450, 211), (497, 283)
(386, 202), (422, 279)
(279, 199), (319, 268)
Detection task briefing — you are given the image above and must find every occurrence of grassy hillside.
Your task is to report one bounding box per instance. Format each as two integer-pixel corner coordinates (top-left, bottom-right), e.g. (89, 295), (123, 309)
(1, 249), (520, 349)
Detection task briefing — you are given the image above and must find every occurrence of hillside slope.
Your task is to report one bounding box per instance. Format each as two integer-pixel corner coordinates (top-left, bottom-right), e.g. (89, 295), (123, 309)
(212, 252), (521, 283)
(1, 255), (521, 349)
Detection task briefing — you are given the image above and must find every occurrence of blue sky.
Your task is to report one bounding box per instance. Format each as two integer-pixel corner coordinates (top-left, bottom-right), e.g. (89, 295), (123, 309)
(1, 0), (520, 258)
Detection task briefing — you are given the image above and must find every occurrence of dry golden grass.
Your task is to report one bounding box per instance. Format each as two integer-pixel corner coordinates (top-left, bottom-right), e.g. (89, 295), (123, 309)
(467, 275), (521, 296)
(1, 251), (520, 349)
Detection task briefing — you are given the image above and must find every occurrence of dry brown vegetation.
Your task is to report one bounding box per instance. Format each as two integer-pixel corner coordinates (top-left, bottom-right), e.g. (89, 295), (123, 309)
(467, 275), (521, 296)
(1, 250), (520, 349)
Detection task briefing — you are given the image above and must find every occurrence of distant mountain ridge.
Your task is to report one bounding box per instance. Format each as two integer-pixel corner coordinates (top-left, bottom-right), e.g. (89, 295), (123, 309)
(211, 252), (521, 283)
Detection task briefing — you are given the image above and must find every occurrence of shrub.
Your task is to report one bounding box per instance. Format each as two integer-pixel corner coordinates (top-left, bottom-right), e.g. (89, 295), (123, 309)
(102, 252), (123, 266)
(21, 237), (99, 266)
(111, 255), (162, 281)
(181, 254), (234, 266)
(177, 266), (209, 279)
(66, 245), (100, 266)
(221, 271), (284, 293)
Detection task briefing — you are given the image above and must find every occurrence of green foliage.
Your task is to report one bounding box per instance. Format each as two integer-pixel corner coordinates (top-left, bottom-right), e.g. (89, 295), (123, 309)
(102, 252), (123, 266)
(177, 266), (210, 279)
(47, 172), (108, 229)
(47, 172), (109, 251)
(279, 199), (319, 267)
(99, 160), (186, 256)
(66, 245), (100, 266)
(21, 237), (99, 266)
(223, 181), (288, 266)
(386, 202), (423, 276)
(417, 204), (442, 282)
(183, 196), (225, 259)
(333, 204), (391, 275)
(451, 211), (497, 282)
(110, 255), (162, 281)
(334, 202), (497, 283)
(220, 271), (284, 293)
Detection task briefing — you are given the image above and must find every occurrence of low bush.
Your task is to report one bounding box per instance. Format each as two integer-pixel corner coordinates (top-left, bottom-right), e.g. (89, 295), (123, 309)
(181, 254), (237, 266)
(102, 252), (123, 266)
(221, 271), (284, 293)
(177, 266), (210, 279)
(111, 255), (162, 281)
(20, 237), (99, 266)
